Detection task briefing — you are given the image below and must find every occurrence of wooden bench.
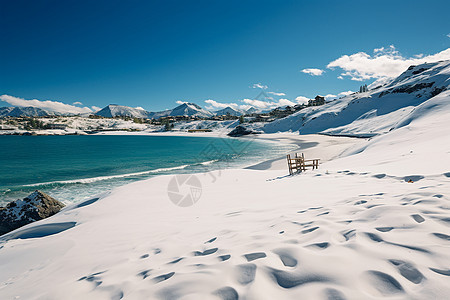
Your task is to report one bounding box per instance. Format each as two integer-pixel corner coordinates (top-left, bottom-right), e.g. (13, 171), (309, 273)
(287, 153), (320, 175)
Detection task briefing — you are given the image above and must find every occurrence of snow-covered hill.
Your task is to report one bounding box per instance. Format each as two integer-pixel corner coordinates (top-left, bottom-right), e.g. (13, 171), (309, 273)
(151, 103), (214, 118)
(95, 104), (152, 118)
(214, 106), (243, 116)
(263, 60), (449, 137)
(0, 106), (53, 117)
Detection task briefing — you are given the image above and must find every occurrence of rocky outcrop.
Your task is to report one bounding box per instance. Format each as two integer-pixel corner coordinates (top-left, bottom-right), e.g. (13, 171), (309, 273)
(227, 125), (260, 137)
(0, 190), (65, 236)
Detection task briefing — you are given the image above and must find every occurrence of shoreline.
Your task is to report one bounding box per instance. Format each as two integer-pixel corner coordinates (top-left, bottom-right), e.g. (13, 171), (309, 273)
(1, 120), (450, 299)
(0, 132), (366, 206)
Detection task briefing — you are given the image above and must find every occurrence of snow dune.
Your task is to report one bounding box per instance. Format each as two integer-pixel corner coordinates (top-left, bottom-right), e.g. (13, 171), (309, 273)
(263, 60), (450, 137)
(1, 168), (449, 299)
(0, 61), (449, 299)
(1, 127), (449, 299)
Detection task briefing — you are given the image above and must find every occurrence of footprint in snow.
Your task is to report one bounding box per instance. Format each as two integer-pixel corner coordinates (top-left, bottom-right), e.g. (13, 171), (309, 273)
(193, 248), (218, 256)
(236, 263), (256, 285)
(153, 272), (175, 283)
(243, 252), (266, 262)
(411, 214), (425, 223)
(213, 286), (239, 300)
(389, 259), (425, 284)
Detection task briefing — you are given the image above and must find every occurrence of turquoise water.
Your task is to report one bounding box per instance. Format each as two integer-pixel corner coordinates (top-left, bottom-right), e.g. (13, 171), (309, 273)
(0, 135), (294, 204)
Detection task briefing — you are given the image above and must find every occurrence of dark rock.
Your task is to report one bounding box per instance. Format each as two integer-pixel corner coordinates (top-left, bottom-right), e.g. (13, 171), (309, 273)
(392, 82), (434, 94)
(0, 190), (65, 236)
(430, 86), (446, 97)
(412, 68), (427, 75)
(227, 125), (260, 137)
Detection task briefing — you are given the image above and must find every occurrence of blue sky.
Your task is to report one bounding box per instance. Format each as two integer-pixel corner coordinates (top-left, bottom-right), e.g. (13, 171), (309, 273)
(1, 0), (449, 113)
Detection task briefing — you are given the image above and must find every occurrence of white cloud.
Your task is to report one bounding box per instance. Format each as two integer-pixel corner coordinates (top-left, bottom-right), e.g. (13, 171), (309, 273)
(242, 98), (296, 109)
(135, 106), (145, 110)
(251, 83), (268, 89)
(324, 94), (337, 100)
(337, 75), (344, 80)
(338, 90), (353, 97)
(327, 45), (450, 81)
(447, 33), (450, 38)
(206, 95), (315, 112)
(0, 94), (93, 114)
(295, 96), (309, 104)
(267, 91), (286, 96)
(278, 99), (296, 106)
(176, 100), (188, 105)
(301, 68), (324, 76)
(242, 99), (271, 109)
(91, 106), (101, 112)
(204, 99), (239, 111)
(73, 101), (83, 105)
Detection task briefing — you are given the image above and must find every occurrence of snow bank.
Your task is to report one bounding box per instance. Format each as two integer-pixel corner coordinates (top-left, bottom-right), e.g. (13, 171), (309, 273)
(1, 110), (450, 299)
(262, 60), (449, 137)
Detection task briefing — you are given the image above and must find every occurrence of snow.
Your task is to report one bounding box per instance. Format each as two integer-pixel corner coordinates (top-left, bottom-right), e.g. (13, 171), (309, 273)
(0, 106), (52, 117)
(1, 121), (449, 298)
(95, 105), (152, 119)
(262, 60), (449, 137)
(0, 61), (450, 299)
(214, 107), (243, 116)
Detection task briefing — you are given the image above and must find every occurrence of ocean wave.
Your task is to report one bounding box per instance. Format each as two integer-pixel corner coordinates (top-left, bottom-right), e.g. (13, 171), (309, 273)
(23, 164), (193, 187)
(21, 159), (222, 188)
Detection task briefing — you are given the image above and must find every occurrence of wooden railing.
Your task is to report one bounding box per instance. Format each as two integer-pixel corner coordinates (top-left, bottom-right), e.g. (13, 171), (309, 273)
(287, 153), (320, 175)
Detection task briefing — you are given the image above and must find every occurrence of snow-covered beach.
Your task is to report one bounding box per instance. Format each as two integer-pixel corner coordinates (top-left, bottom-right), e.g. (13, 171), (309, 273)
(1, 109), (449, 299)
(2, 60), (450, 298)
(3, 1), (450, 298)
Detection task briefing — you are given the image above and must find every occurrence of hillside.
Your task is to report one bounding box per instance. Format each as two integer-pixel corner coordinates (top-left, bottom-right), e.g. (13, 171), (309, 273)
(150, 102), (214, 119)
(95, 104), (151, 118)
(263, 60), (449, 137)
(0, 106), (52, 117)
(214, 106), (243, 116)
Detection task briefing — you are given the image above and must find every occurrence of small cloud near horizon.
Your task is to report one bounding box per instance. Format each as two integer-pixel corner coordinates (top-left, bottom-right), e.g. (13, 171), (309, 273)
(251, 83), (268, 89)
(0, 94), (93, 114)
(301, 68), (324, 76)
(73, 101), (83, 105)
(338, 90), (353, 97)
(267, 91), (286, 96)
(295, 96), (309, 104)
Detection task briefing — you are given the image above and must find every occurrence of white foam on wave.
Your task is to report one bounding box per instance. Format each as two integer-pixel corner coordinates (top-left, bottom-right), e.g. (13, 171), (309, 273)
(23, 159), (223, 188)
(24, 164), (192, 187)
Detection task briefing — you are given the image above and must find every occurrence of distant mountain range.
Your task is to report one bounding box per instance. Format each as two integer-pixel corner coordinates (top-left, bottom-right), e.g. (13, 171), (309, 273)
(0, 106), (54, 117)
(150, 102), (214, 119)
(1, 100), (266, 119)
(95, 105), (151, 118)
(213, 106), (243, 116)
(95, 102), (214, 119)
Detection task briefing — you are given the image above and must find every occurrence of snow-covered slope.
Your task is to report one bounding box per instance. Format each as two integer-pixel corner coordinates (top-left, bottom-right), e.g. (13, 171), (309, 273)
(0, 106), (53, 117)
(151, 103), (214, 118)
(95, 105), (152, 118)
(1, 74), (450, 299)
(174, 119), (239, 131)
(214, 107), (243, 116)
(263, 60), (449, 137)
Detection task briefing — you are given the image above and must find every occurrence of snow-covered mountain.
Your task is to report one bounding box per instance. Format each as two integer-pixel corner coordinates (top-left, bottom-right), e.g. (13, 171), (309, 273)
(262, 60), (449, 137)
(150, 102), (214, 118)
(95, 104), (151, 118)
(245, 107), (259, 114)
(0, 106), (53, 117)
(214, 106), (243, 116)
(94, 103), (214, 119)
